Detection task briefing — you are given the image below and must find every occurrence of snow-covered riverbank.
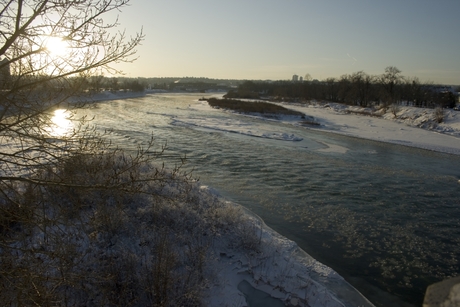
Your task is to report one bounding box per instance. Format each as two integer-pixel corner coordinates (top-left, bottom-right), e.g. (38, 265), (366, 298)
(282, 101), (460, 156)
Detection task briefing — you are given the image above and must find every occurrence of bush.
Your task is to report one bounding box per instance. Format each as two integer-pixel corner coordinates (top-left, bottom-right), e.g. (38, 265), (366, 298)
(434, 107), (444, 123)
(390, 103), (401, 118)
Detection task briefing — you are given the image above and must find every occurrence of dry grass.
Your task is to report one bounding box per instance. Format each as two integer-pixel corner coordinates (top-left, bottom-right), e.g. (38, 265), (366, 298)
(345, 109), (382, 118)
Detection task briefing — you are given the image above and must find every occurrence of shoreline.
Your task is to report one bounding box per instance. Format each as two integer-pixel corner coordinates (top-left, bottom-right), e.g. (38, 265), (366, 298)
(282, 101), (460, 156)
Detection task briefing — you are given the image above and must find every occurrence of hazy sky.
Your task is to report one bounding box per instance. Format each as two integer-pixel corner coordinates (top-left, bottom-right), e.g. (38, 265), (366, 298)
(113, 0), (460, 84)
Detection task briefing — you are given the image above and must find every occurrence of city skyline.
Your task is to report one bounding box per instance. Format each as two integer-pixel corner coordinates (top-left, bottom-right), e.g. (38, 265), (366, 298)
(112, 0), (460, 85)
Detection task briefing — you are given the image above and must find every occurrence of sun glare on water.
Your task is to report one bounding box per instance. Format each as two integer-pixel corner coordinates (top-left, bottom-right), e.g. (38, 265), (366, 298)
(47, 109), (73, 137)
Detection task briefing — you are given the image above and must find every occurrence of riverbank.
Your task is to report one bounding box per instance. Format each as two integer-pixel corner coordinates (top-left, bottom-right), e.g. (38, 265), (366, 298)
(280, 101), (460, 156)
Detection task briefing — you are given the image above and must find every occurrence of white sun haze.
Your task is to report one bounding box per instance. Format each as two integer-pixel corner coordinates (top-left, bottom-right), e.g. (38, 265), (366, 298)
(44, 36), (68, 57)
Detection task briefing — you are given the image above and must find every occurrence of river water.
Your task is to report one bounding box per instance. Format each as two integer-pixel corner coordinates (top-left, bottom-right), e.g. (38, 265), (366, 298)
(76, 93), (460, 307)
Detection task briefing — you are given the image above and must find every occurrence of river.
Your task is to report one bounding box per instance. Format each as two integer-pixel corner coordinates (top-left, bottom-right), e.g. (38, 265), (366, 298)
(75, 92), (460, 307)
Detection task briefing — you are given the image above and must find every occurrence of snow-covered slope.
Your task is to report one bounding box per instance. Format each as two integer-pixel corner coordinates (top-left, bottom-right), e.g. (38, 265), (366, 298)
(280, 101), (460, 155)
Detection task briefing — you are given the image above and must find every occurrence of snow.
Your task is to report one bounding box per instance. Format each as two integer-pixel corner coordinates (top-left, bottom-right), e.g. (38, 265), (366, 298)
(189, 99), (460, 156)
(286, 101), (460, 155)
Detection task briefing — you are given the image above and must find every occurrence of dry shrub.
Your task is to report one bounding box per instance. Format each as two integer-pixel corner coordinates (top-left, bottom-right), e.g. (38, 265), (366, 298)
(390, 103), (401, 118)
(434, 107), (444, 123)
(345, 109), (382, 118)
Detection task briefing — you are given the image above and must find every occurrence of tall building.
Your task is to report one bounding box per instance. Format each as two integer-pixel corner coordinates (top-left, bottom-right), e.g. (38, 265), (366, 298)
(292, 74), (299, 82)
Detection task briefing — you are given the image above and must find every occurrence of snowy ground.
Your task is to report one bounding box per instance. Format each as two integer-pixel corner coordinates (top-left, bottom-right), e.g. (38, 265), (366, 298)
(283, 101), (460, 156)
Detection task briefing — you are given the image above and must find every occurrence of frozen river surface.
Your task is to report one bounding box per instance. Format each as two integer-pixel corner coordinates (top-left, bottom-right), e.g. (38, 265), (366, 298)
(78, 93), (460, 307)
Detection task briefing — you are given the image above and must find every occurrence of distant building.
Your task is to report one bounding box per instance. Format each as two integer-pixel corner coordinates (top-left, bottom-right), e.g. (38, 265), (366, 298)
(292, 74), (299, 82)
(299, 76), (303, 82)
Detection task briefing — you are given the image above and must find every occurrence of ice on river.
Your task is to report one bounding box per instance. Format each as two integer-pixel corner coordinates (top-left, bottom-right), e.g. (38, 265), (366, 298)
(172, 116), (304, 142)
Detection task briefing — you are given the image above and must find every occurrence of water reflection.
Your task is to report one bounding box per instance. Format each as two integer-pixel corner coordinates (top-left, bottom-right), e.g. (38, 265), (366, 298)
(47, 109), (73, 137)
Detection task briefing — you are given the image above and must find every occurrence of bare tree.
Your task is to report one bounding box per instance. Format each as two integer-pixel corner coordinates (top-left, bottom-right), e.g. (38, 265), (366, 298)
(434, 106), (444, 123)
(323, 77), (338, 101)
(0, 0), (143, 184)
(380, 66), (403, 106)
(337, 74), (353, 104)
(401, 76), (423, 107)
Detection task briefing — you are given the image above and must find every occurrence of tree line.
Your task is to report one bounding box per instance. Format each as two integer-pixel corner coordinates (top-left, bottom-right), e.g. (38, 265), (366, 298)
(225, 67), (458, 109)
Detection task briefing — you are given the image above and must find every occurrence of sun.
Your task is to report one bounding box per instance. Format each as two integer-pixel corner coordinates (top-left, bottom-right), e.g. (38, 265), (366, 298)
(44, 36), (68, 57)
